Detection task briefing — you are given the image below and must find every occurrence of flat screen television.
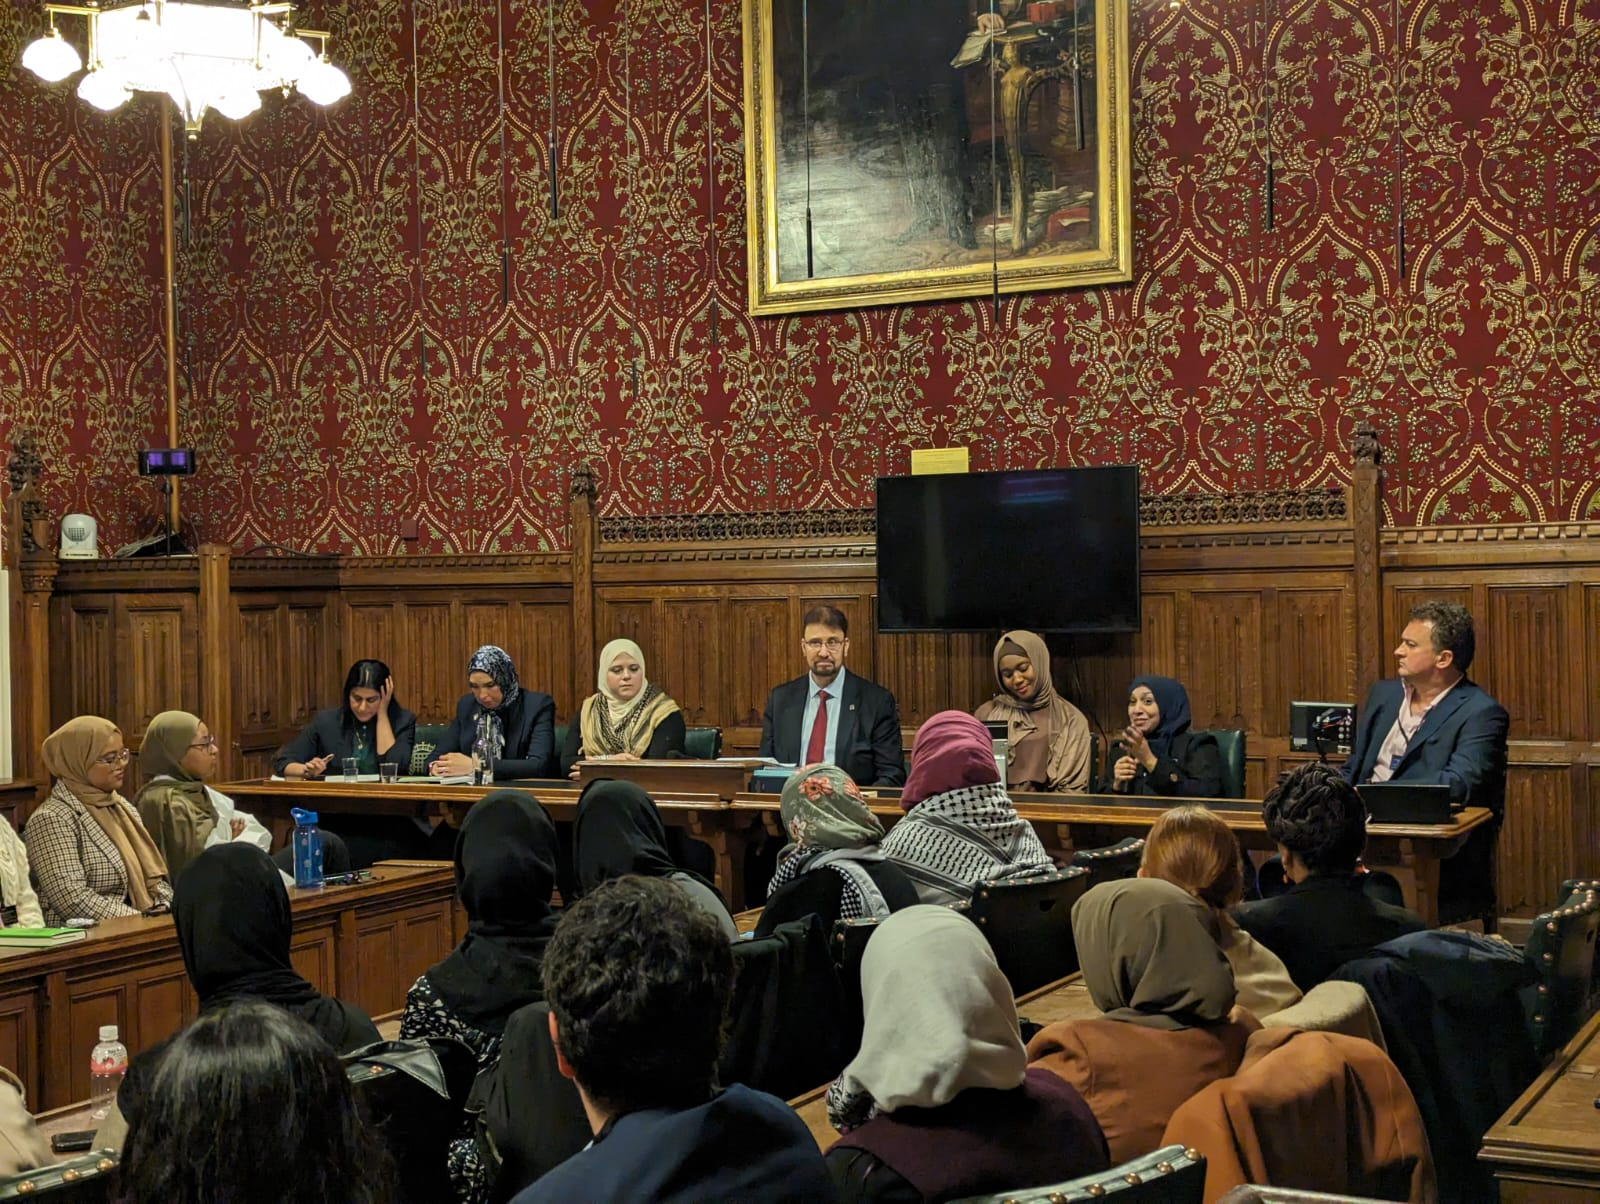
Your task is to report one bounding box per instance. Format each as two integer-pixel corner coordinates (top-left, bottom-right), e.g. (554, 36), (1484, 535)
(875, 466), (1140, 633)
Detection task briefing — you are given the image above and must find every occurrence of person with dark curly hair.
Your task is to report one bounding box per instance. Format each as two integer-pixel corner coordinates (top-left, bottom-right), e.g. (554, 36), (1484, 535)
(510, 875), (833, 1203)
(1233, 764), (1424, 990)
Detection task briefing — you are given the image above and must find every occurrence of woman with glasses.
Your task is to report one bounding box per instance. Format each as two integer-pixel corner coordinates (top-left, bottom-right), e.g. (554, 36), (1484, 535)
(274, 659), (416, 780)
(24, 716), (174, 922)
(133, 711), (274, 880)
(559, 638), (685, 778)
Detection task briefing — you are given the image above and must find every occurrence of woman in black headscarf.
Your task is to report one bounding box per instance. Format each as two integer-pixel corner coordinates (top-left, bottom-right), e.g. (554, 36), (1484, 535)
(428, 645), (556, 781)
(401, 790), (558, 1202)
(572, 779), (737, 939)
(1108, 675), (1224, 797)
(119, 843), (379, 1126)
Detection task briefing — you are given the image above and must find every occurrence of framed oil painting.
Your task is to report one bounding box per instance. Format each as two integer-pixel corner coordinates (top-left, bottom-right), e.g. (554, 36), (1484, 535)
(742, 0), (1132, 315)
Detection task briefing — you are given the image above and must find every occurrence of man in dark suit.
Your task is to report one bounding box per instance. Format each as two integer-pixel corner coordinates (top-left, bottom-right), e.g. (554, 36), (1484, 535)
(759, 604), (906, 787)
(1341, 600), (1509, 924)
(1235, 764), (1425, 991)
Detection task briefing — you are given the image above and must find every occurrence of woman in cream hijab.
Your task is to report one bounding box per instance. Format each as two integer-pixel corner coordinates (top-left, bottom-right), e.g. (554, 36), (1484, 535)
(134, 710), (273, 881)
(24, 717), (173, 922)
(560, 639), (685, 778)
(973, 630), (1092, 793)
(824, 906), (1108, 1201)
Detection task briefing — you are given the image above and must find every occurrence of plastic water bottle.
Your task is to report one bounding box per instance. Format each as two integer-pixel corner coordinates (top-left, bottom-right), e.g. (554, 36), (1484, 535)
(90, 1025), (127, 1120)
(472, 715), (495, 785)
(291, 807), (324, 889)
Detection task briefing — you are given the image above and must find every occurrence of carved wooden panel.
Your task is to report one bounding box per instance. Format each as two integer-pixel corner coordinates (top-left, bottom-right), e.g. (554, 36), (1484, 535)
(1498, 766), (1575, 915)
(51, 599), (113, 726)
(593, 598), (653, 656)
(726, 596), (795, 730)
(524, 602), (577, 721)
(1386, 585), (1472, 652)
(1134, 592), (1178, 677)
(657, 599), (722, 726)
(119, 597), (197, 740)
(1483, 586), (1566, 741)
(875, 632), (948, 731)
(285, 602), (334, 727)
(131, 966), (195, 1054)
(948, 632), (996, 714)
(64, 983), (122, 1103)
(0, 990), (39, 1106)
(290, 923), (337, 994)
(1274, 589), (1352, 737)
(1188, 592), (1264, 734)
(350, 906), (453, 1017)
(233, 601), (280, 735)
(405, 603), (457, 722)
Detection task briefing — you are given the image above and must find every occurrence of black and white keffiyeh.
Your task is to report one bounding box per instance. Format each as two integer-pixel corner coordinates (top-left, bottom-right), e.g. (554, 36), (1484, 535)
(878, 782), (1055, 905)
(765, 846), (893, 921)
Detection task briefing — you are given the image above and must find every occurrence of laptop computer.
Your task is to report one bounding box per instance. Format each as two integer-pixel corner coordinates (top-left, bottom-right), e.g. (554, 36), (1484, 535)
(1358, 783), (1457, 825)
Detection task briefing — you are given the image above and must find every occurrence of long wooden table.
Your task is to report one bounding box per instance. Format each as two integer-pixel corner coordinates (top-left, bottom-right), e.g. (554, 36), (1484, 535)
(787, 972), (1099, 1149)
(0, 861), (460, 1109)
(218, 774), (1490, 923)
(1480, 1008), (1600, 1201)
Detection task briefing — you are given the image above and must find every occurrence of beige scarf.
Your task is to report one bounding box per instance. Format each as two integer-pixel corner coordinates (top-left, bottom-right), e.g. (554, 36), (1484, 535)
(975, 629), (1091, 792)
(578, 639), (681, 758)
(41, 717), (170, 911)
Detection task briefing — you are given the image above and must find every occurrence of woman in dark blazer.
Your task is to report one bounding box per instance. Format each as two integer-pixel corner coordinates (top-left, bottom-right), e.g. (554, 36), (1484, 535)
(427, 646), (557, 781)
(273, 659), (416, 778)
(1106, 675), (1223, 798)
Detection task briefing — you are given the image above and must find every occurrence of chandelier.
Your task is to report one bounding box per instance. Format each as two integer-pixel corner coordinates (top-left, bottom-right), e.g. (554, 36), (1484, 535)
(20, 1), (351, 135)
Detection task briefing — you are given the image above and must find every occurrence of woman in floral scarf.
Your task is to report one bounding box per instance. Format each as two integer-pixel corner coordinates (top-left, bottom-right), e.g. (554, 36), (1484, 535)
(753, 763), (919, 938)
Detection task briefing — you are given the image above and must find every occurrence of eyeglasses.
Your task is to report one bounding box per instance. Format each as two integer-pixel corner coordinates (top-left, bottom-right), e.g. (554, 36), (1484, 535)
(803, 638), (846, 652)
(94, 749), (132, 766)
(189, 737), (218, 751)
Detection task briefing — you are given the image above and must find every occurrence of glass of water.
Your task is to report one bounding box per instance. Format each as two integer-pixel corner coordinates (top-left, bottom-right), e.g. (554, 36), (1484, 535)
(342, 757), (359, 782)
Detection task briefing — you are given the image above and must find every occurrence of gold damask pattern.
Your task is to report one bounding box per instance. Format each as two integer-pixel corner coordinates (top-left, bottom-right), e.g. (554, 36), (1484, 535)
(0, 0), (1595, 554)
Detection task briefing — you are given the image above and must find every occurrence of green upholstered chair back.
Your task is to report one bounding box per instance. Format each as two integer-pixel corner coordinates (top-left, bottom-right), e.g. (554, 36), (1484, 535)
(0, 1151), (119, 1202)
(1522, 885), (1600, 1055)
(949, 1144), (1205, 1203)
(552, 723), (568, 761)
(684, 726), (723, 759)
(409, 723), (452, 776)
(1070, 836), (1146, 889)
(1197, 728), (1247, 799)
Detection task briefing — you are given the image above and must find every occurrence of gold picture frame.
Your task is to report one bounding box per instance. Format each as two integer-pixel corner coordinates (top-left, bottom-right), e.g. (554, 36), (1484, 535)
(742, 0), (1133, 316)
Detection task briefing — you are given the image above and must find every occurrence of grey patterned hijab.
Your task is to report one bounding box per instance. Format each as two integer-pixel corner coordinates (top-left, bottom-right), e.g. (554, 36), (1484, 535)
(468, 645), (521, 712)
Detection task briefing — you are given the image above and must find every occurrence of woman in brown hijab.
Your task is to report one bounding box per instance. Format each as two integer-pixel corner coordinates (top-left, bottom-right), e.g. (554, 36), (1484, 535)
(973, 630), (1091, 793)
(24, 717), (173, 923)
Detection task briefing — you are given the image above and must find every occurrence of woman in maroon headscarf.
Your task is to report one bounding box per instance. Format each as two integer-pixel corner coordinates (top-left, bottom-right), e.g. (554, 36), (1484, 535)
(878, 711), (1056, 905)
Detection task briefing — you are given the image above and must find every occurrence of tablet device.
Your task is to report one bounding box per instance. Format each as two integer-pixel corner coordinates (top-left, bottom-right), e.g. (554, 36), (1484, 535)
(1358, 783), (1456, 825)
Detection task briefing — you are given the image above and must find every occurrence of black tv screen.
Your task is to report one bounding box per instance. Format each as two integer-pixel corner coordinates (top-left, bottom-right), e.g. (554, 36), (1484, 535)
(875, 466), (1141, 633)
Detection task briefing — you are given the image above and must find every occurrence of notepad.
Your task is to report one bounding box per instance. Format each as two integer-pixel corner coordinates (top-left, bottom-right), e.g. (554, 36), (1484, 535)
(0, 927), (88, 948)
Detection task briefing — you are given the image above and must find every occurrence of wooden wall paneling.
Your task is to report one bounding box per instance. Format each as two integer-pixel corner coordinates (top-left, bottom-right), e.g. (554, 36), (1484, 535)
(1058, 633), (1136, 735)
(290, 922), (338, 995)
(117, 594), (198, 742)
(343, 600), (395, 675)
(403, 601), (458, 723)
(1273, 588), (1354, 737)
(523, 601), (577, 721)
(284, 599), (335, 737)
(656, 598), (723, 727)
(347, 905), (453, 1018)
(61, 981), (120, 1107)
(873, 631), (948, 732)
(592, 597), (656, 668)
(725, 594), (794, 748)
(461, 601), (518, 670)
(1187, 590), (1264, 736)
(233, 598), (283, 772)
(949, 632), (997, 716)
(1386, 583), (1472, 652)
(130, 966), (195, 1060)
(1498, 765), (1576, 914)
(0, 989), (39, 1106)
(50, 596), (114, 728)
(1482, 585), (1568, 741)
(1133, 592), (1179, 677)
(1589, 587), (1600, 744)
(803, 592), (873, 678)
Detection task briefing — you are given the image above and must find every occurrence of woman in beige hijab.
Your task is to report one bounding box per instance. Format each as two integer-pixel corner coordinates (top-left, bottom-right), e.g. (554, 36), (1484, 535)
(24, 717), (173, 922)
(973, 630), (1091, 793)
(560, 638), (685, 778)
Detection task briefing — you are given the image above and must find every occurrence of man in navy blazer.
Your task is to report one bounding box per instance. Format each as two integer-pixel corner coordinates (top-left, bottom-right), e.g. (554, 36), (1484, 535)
(1342, 600), (1508, 921)
(759, 604), (906, 787)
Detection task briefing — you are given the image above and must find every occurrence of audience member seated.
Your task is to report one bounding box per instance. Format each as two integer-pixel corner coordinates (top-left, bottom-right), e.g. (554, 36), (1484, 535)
(825, 906), (1109, 1202)
(971, 630), (1091, 793)
(561, 638), (686, 778)
(134, 710), (273, 880)
(880, 711), (1055, 905)
(1233, 765), (1425, 991)
(1139, 805), (1301, 1017)
(26, 716), (173, 923)
(120, 1000), (394, 1204)
(430, 645), (557, 781)
(0, 1065), (50, 1175)
(401, 790), (559, 1203)
(1108, 675), (1223, 797)
(572, 780), (737, 938)
(755, 764), (918, 939)
(1341, 600), (1508, 923)
(1028, 878), (1253, 1163)
(0, 816), (43, 929)
(511, 876), (834, 1203)
(760, 605), (906, 787)
(274, 658), (417, 779)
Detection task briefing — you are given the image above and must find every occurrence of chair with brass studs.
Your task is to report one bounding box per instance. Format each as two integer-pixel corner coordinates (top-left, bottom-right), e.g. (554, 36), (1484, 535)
(1521, 884), (1600, 1056)
(948, 1143), (1206, 1202)
(0, 1150), (118, 1202)
(1557, 877), (1600, 1010)
(968, 865), (1091, 996)
(1070, 837), (1146, 890)
(1215, 1187), (1403, 1203)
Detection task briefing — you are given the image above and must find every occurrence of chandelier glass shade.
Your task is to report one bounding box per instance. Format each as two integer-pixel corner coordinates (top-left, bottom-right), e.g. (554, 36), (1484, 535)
(20, 1), (351, 133)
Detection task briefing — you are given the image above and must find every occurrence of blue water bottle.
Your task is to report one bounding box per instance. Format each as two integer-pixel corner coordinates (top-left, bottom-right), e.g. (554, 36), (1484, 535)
(291, 807), (324, 889)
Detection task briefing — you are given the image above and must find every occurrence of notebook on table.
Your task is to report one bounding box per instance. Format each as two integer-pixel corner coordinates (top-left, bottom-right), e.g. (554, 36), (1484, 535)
(0, 926), (88, 948)
(1358, 783), (1457, 825)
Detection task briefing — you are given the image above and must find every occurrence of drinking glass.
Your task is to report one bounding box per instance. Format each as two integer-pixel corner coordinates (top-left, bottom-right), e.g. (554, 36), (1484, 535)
(342, 757), (359, 782)
(379, 762), (399, 783)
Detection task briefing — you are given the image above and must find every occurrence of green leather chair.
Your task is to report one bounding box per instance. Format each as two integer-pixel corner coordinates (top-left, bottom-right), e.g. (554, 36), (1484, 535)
(683, 726), (722, 759)
(409, 722), (452, 776)
(1196, 728), (1247, 799)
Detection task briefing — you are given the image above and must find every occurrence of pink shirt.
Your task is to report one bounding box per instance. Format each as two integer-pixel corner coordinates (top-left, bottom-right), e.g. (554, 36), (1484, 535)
(1367, 679), (1459, 783)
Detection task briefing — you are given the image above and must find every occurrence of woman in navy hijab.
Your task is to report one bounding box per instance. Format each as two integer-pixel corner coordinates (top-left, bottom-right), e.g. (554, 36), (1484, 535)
(1108, 675), (1224, 797)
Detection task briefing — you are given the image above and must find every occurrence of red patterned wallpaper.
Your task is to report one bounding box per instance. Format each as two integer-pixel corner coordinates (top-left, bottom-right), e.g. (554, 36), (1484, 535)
(1, 0), (1596, 555)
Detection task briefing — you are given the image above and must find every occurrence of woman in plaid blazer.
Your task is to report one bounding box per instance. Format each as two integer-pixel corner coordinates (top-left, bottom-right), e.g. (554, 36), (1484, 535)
(24, 717), (173, 924)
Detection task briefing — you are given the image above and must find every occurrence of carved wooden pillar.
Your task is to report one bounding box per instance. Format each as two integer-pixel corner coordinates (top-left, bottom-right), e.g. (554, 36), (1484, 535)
(197, 544), (234, 780)
(1351, 427), (1383, 696)
(12, 557), (57, 788)
(569, 465), (598, 713)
